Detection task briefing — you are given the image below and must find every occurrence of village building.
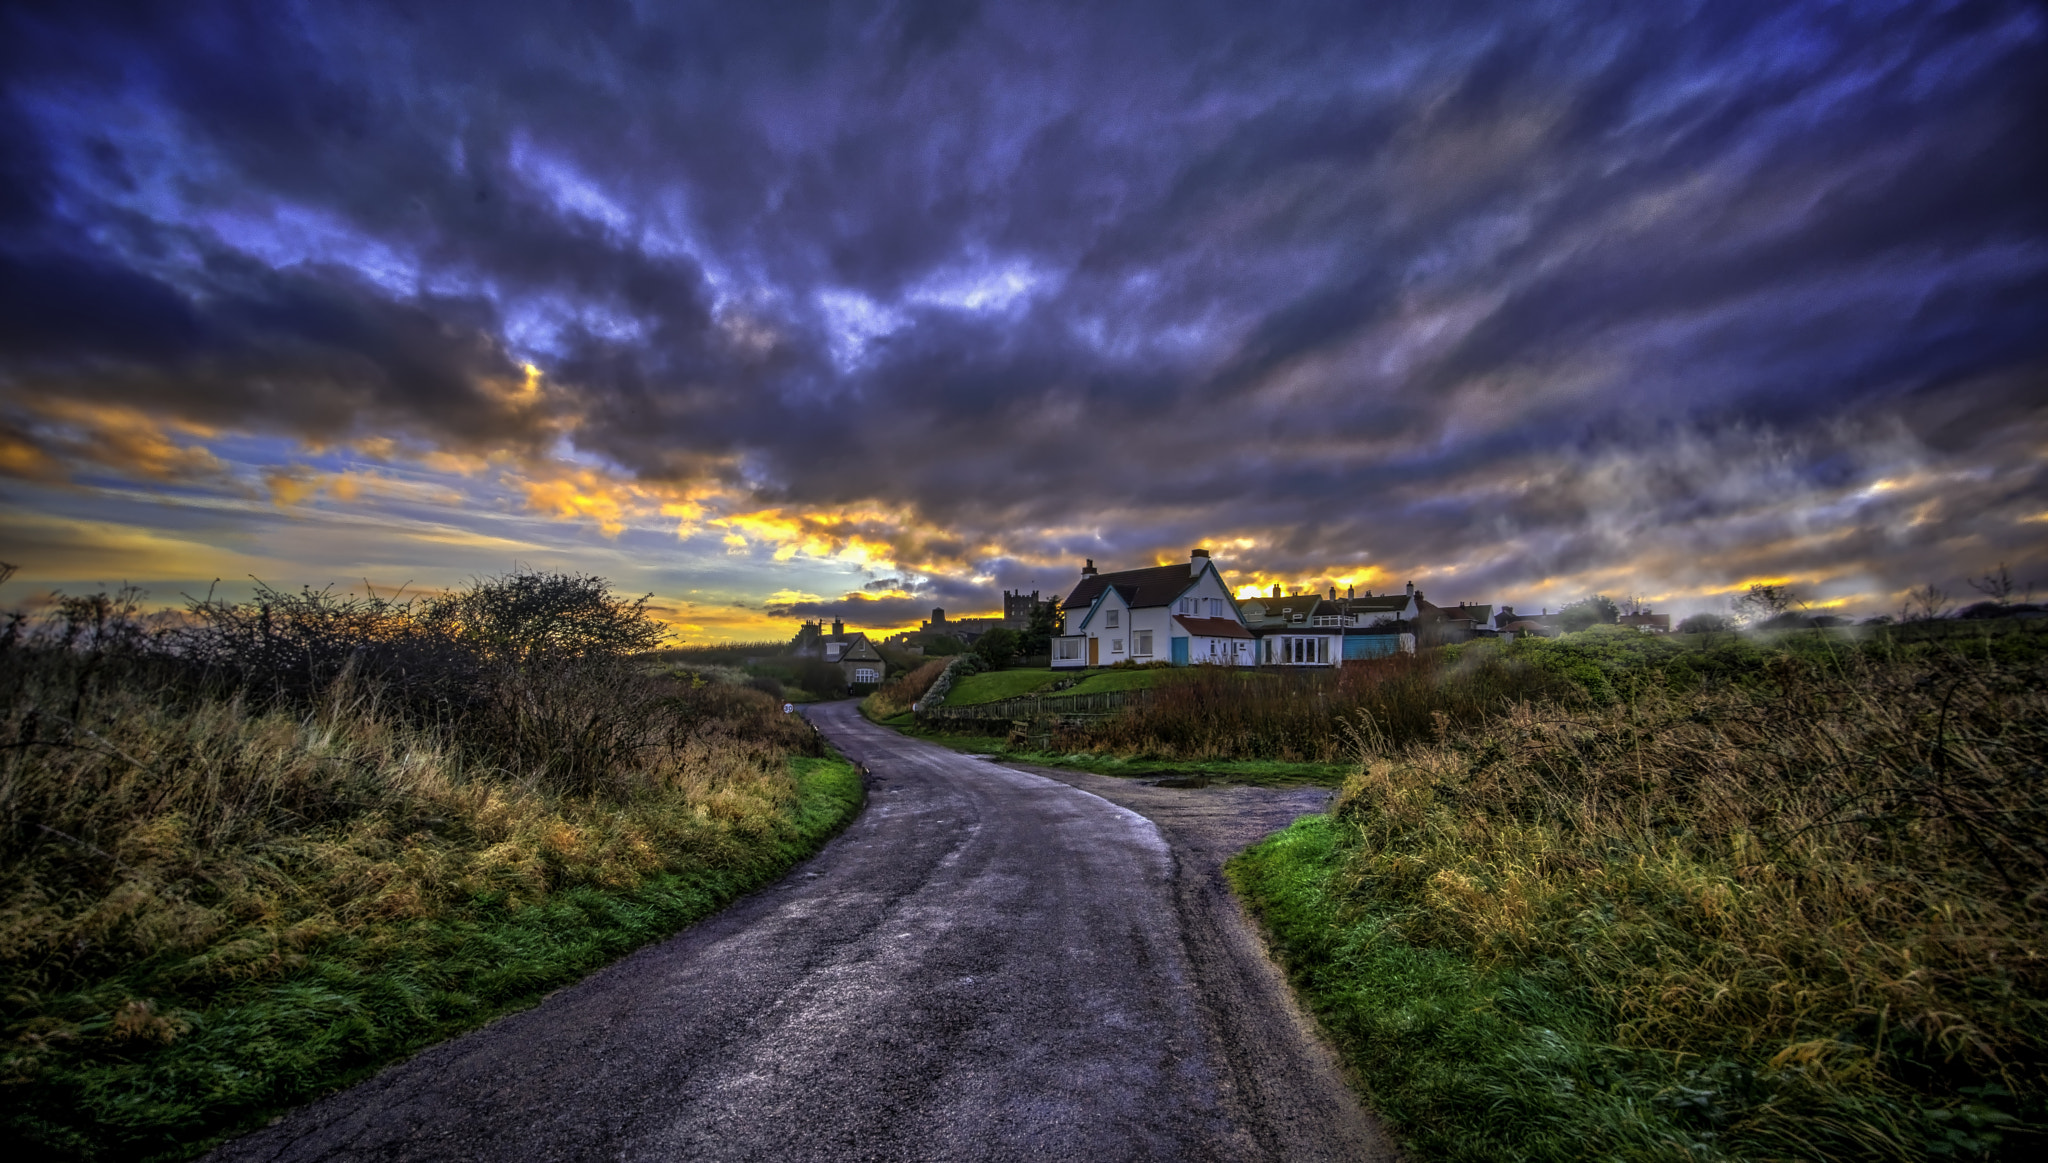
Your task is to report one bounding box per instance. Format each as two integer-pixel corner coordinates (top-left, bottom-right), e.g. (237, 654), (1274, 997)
(1240, 583), (1422, 665)
(793, 617), (888, 687)
(1053, 550), (1254, 668)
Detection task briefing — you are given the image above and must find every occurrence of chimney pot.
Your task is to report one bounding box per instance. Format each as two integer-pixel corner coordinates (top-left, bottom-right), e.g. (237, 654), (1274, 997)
(1271, 584), (1280, 598)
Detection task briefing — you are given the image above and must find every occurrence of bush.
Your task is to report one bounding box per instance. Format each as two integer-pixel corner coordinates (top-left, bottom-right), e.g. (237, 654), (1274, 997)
(972, 626), (1020, 667)
(1677, 611), (1735, 633)
(1556, 594), (1620, 633)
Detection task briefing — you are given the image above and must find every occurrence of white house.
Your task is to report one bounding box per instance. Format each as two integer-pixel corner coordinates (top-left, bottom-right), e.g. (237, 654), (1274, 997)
(1240, 585), (1422, 666)
(1052, 550), (1255, 668)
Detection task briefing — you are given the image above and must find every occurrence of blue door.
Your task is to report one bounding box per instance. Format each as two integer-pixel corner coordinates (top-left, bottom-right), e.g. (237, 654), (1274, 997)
(1171, 636), (1189, 665)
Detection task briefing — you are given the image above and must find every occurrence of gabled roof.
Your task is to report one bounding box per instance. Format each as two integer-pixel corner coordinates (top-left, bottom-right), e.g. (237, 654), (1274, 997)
(1062, 562), (1199, 612)
(1173, 615), (1253, 640)
(824, 633), (882, 661)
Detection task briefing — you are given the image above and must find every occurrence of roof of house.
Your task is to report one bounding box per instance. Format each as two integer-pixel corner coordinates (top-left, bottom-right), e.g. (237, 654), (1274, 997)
(1173, 615), (1254, 640)
(825, 633), (882, 661)
(1062, 562), (1199, 611)
(1239, 595), (1323, 627)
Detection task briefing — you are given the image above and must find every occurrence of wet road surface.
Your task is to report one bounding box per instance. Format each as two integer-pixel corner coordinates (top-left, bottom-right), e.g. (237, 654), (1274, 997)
(207, 699), (1394, 1162)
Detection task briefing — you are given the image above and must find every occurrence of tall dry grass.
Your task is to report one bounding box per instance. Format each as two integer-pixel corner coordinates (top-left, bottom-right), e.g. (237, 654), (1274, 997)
(0, 651), (817, 1010)
(1064, 651), (1575, 760)
(0, 575), (851, 1158)
(1319, 646), (2045, 1157)
(862, 657), (950, 719)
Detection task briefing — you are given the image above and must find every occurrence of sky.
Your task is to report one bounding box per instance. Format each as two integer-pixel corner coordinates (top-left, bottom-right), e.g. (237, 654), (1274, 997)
(2, 0), (2044, 640)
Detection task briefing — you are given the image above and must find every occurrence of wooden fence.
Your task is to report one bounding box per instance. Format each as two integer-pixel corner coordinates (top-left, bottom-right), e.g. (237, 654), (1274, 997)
(918, 686), (1151, 725)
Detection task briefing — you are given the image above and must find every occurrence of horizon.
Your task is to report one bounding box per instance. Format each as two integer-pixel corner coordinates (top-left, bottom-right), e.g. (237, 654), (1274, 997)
(3, 2), (2044, 642)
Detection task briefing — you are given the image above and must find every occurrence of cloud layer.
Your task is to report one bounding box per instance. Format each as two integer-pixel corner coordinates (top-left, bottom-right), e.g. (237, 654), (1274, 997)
(3, 0), (2044, 629)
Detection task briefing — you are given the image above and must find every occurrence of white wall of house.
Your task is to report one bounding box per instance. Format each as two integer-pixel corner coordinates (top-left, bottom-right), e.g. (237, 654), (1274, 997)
(1261, 633), (1342, 666)
(1056, 555), (1252, 668)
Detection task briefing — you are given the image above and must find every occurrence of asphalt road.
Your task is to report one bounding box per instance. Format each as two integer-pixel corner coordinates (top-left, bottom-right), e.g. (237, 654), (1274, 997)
(207, 700), (1394, 1162)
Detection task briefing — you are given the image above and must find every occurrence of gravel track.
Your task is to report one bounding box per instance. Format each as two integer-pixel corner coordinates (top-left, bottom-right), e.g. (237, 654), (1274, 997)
(206, 699), (1393, 1162)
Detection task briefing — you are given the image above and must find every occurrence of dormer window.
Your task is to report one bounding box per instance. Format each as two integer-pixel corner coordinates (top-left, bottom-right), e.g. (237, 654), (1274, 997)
(825, 643), (842, 660)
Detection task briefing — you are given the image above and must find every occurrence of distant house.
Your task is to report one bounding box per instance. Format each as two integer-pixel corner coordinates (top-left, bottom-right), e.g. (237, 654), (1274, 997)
(1619, 611), (1672, 632)
(796, 618), (888, 687)
(1053, 550), (1254, 668)
(1240, 584), (1421, 665)
(1493, 606), (1560, 638)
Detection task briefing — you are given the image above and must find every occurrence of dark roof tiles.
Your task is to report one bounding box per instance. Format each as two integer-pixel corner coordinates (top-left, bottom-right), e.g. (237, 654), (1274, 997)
(1063, 562), (1197, 611)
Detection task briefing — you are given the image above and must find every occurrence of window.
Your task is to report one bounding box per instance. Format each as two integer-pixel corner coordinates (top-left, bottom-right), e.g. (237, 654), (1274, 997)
(825, 643), (842, 660)
(1133, 630), (1153, 656)
(853, 668), (878, 684)
(1057, 638), (1082, 660)
(1176, 597), (1196, 615)
(1106, 609), (1120, 628)
(1208, 598), (1224, 618)
(1112, 637), (1124, 654)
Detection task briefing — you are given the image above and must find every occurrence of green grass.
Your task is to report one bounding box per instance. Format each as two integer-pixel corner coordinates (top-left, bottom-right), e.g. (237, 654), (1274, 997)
(1063, 667), (1181, 696)
(1229, 816), (1686, 1161)
(940, 668), (1069, 705)
(906, 729), (1345, 786)
(937, 666), (1188, 707)
(8, 756), (865, 1162)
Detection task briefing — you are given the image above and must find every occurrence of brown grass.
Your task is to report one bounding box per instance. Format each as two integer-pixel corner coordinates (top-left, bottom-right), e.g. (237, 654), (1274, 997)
(862, 657), (950, 719)
(1322, 646), (2045, 1155)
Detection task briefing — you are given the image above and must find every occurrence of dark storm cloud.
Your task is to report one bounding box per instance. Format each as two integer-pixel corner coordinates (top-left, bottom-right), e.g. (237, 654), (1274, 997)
(3, 0), (2044, 607)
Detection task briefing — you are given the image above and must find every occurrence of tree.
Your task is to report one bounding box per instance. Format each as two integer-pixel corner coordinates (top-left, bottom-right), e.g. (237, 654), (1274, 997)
(1677, 612), (1734, 634)
(920, 634), (966, 656)
(1969, 563), (2030, 606)
(421, 570), (668, 664)
(1557, 594), (1620, 633)
(1731, 583), (1797, 627)
(1898, 583), (1952, 623)
(1019, 599), (1065, 657)
(972, 626), (1020, 667)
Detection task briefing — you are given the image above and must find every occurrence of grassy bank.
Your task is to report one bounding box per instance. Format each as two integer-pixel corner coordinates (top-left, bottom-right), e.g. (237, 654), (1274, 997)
(1230, 644), (2044, 1161)
(1, 576), (867, 1160)
(905, 728), (1345, 786)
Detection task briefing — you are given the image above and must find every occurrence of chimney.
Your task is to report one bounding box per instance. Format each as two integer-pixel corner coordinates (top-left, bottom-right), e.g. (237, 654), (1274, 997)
(1271, 584), (1281, 599)
(1328, 586), (1336, 600)
(1191, 548), (1210, 559)
(1405, 581), (1415, 598)
(1082, 559), (1097, 577)
(832, 617), (844, 637)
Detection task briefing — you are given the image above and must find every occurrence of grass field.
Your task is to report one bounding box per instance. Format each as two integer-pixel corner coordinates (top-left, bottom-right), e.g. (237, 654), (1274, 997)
(938, 665), (1182, 706)
(906, 730), (1346, 786)
(1229, 638), (2046, 1161)
(940, 668), (1070, 705)
(1, 575), (869, 1160)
